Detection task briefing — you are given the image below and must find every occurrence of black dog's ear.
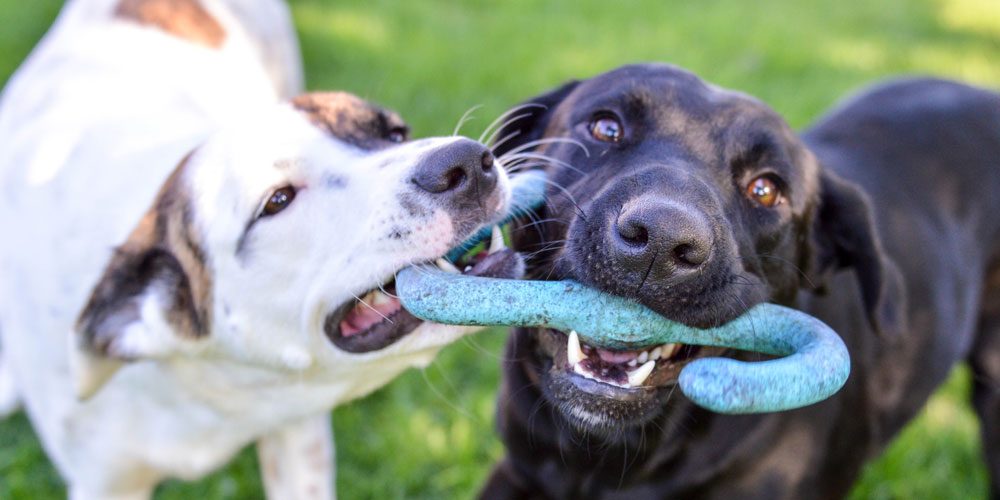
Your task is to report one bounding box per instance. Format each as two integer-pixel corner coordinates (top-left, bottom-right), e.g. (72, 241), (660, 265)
(808, 169), (906, 339)
(491, 80), (580, 158)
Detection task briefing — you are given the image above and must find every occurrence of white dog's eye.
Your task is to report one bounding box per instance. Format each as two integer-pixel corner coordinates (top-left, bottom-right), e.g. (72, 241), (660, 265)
(260, 186), (297, 217)
(387, 127), (407, 143)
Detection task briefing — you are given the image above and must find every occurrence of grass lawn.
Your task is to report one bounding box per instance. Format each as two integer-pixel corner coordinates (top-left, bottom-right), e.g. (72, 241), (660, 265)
(1, 0), (997, 498)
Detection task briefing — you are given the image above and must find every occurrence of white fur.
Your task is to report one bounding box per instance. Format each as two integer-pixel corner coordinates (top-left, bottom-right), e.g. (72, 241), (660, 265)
(0, 1), (507, 498)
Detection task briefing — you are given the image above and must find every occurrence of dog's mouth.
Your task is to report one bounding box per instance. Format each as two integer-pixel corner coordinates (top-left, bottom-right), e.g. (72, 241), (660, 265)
(536, 325), (725, 430)
(324, 230), (521, 354)
(553, 329), (703, 389)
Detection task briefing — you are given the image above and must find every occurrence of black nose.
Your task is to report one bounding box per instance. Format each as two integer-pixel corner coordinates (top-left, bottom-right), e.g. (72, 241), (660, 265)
(612, 198), (714, 282)
(412, 138), (497, 203)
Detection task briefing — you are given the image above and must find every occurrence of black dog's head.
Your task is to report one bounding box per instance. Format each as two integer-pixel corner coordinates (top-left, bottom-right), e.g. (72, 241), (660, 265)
(496, 63), (902, 433)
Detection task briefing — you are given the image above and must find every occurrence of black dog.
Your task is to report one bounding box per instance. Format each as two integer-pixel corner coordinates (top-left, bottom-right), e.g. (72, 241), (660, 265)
(482, 64), (1000, 499)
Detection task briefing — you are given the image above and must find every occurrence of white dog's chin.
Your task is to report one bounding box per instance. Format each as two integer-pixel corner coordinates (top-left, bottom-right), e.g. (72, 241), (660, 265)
(324, 245), (524, 354)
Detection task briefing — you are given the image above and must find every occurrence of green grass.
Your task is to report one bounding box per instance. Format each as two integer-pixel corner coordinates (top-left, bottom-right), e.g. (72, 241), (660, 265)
(1, 0), (997, 497)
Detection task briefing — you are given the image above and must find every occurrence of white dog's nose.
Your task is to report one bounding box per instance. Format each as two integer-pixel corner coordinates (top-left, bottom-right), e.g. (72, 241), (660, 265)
(411, 138), (498, 205)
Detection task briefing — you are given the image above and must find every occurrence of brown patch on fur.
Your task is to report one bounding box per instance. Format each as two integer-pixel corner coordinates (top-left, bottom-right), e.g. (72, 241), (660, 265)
(115, 0), (225, 49)
(76, 153), (213, 357)
(291, 92), (407, 150)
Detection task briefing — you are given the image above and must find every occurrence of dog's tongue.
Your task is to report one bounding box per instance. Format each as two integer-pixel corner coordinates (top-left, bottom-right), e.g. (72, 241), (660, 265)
(340, 291), (401, 337)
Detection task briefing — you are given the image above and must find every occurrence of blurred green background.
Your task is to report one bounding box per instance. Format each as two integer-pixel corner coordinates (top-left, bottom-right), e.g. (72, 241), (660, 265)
(1, 0), (997, 498)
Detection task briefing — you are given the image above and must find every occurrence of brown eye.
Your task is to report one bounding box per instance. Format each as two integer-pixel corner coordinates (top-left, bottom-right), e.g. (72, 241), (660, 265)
(745, 176), (782, 207)
(387, 127), (407, 143)
(590, 115), (623, 143)
(261, 186), (297, 217)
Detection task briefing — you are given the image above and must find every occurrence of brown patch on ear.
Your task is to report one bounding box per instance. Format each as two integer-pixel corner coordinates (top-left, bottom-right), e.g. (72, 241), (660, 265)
(115, 0), (226, 49)
(291, 92), (406, 150)
(76, 153), (213, 358)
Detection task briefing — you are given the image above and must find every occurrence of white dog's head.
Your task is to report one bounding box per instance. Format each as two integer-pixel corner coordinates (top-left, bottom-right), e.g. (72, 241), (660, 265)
(73, 92), (522, 397)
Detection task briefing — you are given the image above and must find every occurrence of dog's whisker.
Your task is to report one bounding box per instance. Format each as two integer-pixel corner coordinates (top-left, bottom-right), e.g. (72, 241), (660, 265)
(376, 282), (399, 300)
(484, 112), (535, 146)
(459, 335), (507, 362)
(490, 129), (522, 154)
(506, 162), (550, 174)
(501, 137), (590, 158)
(752, 253), (816, 289)
(452, 104), (483, 137)
(501, 152), (585, 176)
(539, 178), (588, 222)
(512, 217), (565, 232)
(479, 103), (546, 144)
(349, 292), (393, 324)
(418, 365), (478, 422)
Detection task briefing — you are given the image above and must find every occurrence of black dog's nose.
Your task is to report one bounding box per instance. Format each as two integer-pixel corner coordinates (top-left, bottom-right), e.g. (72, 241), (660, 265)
(412, 138), (497, 202)
(612, 199), (714, 281)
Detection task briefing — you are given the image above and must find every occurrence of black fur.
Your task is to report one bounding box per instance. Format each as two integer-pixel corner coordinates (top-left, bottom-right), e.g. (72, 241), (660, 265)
(483, 64), (1000, 499)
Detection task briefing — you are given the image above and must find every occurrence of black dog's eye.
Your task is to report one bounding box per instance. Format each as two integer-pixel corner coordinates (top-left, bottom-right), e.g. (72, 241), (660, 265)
(387, 127), (408, 143)
(589, 114), (623, 143)
(260, 186), (297, 217)
(745, 175), (783, 207)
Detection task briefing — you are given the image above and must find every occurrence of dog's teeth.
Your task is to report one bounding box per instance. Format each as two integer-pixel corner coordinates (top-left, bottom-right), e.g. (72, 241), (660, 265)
(627, 360), (656, 387)
(650, 346), (663, 361)
(489, 225), (505, 253)
(464, 265), (473, 272)
(661, 343), (680, 359)
(637, 351), (649, 364)
(627, 358), (637, 367)
(567, 330), (585, 366)
(371, 291), (393, 306)
(435, 258), (461, 274)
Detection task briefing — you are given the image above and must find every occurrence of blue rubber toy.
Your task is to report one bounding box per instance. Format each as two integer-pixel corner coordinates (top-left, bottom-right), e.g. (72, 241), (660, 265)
(400, 170), (850, 414)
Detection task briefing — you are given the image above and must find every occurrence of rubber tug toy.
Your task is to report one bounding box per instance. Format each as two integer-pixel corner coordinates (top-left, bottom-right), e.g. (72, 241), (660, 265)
(398, 170), (850, 414)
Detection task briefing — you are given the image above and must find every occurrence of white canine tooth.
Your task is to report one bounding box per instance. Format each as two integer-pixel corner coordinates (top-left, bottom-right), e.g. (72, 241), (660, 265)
(464, 265), (473, 273)
(627, 360), (656, 387)
(567, 330), (585, 366)
(661, 343), (680, 359)
(650, 346), (663, 361)
(435, 258), (461, 274)
(637, 351), (649, 364)
(489, 225), (506, 253)
(371, 291), (393, 306)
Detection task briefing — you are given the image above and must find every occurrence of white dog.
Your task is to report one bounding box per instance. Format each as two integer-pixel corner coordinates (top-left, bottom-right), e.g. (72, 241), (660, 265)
(0, 1), (520, 498)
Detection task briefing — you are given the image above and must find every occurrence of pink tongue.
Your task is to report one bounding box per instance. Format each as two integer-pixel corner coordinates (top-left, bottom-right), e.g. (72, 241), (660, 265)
(339, 297), (402, 337)
(596, 347), (641, 364)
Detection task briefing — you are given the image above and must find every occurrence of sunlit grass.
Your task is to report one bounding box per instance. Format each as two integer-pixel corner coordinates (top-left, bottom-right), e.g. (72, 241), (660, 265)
(0, 0), (996, 497)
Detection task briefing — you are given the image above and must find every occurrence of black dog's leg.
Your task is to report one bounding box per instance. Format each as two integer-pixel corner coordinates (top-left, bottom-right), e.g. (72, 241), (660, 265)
(972, 269), (1000, 499)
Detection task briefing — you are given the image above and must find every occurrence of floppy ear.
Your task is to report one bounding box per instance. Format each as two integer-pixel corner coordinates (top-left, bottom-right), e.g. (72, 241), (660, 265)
(73, 162), (212, 399)
(807, 169), (906, 339)
(491, 80), (580, 158)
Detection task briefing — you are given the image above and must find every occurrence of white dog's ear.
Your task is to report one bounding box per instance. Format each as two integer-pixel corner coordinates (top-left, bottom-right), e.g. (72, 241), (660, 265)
(73, 159), (213, 399)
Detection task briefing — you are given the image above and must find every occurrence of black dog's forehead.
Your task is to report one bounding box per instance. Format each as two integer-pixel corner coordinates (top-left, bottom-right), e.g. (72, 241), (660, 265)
(291, 92), (407, 150)
(555, 64), (813, 202)
(567, 64), (790, 146)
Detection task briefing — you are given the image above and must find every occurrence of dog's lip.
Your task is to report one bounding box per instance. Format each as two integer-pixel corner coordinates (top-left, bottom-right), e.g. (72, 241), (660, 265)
(323, 242), (522, 354)
(323, 280), (422, 354)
